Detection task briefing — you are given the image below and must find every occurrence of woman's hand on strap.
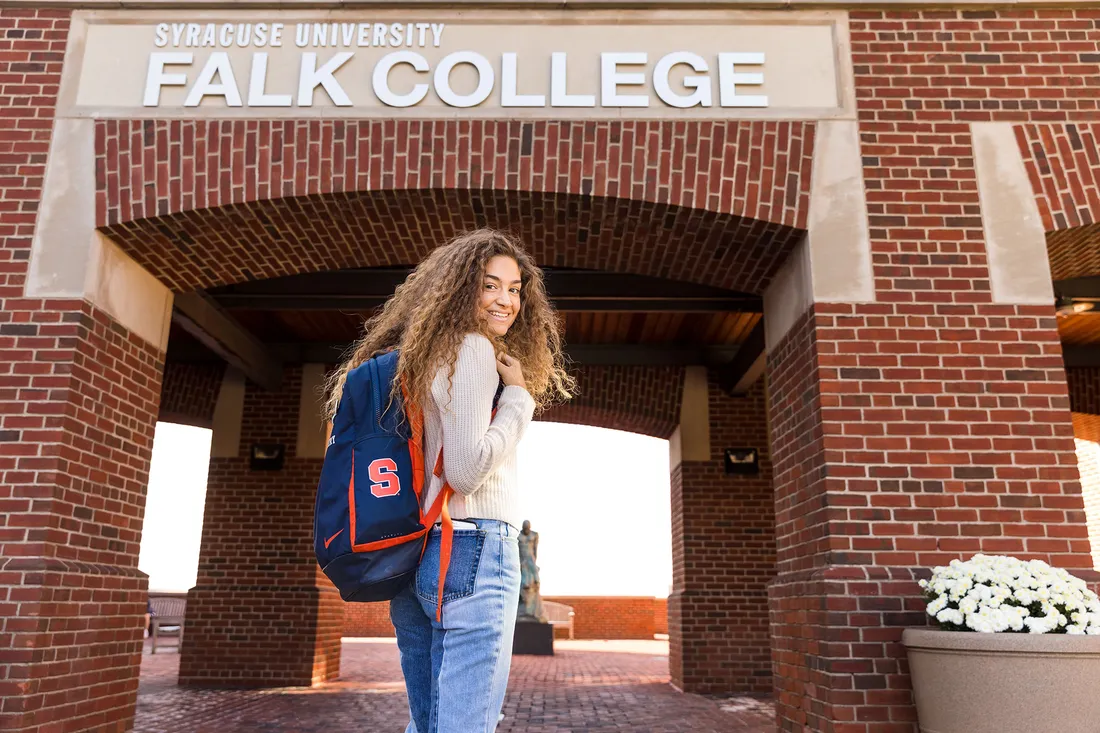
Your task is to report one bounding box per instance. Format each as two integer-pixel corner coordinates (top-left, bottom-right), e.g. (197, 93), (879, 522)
(496, 353), (527, 390)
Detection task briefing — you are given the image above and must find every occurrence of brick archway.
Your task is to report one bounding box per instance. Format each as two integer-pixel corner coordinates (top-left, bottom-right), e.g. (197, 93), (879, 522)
(96, 119), (814, 293)
(108, 117), (810, 696)
(1016, 123), (1100, 282)
(160, 363), (685, 440)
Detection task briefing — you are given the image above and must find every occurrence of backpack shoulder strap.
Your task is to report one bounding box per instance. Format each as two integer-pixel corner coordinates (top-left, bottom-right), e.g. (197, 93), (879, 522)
(422, 380), (503, 623)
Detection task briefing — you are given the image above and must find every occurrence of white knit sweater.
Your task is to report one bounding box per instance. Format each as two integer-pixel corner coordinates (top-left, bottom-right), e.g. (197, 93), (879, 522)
(421, 333), (535, 529)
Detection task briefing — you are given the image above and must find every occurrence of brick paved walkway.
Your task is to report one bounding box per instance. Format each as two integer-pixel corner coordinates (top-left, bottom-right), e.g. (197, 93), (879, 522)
(136, 637), (775, 732)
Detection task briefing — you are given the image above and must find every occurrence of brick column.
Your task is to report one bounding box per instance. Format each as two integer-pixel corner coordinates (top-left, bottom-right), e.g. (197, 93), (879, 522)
(764, 115), (1098, 732)
(1, 302), (166, 733)
(1, 10), (172, 732)
(179, 364), (343, 687)
(669, 368), (775, 695)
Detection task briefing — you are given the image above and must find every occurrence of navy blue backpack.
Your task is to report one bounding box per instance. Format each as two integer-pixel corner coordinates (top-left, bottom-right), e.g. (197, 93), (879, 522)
(314, 349), (497, 621)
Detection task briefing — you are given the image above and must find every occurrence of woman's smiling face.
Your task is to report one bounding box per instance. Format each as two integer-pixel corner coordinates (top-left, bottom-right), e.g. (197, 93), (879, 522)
(478, 255), (522, 336)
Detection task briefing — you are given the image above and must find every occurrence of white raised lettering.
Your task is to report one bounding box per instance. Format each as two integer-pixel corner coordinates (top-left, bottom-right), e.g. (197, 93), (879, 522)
(144, 52), (192, 106)
(184, 52), (242, 107)
(654, 52), (712, 108)
(358, 23), (371, 47)
(339, 23), (355, 47)
(501, 53), (544, 107)
(295, 24), (309, 48)
(297, 52), (354, 106)
(718, 52), (767, 107)
(200, 23), (216, 47)
(171, 23), (186, 47)
(185, 23), (200, 47)
(154, 23), (169, 48)
(248, 53), (291, 106)
(254, 23), (268, 47)
(236, 24), (253, 48)
(389, 23), (402, 47)
(601, 52), (649, 107)
(435, 51), (493, 108)
(270, 23), (283, 47)
(373, 51), (429, 107)
(416, 23), (429, 47)
(373, 23), (387, 47)
(430, 24), (444, 48)
(550, 52), (594, 107)
(219, 24), (233, 47)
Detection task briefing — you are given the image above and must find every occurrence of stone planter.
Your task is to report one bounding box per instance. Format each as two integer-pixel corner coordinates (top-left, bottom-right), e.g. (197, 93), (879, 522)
(902, 628), (1100, 733)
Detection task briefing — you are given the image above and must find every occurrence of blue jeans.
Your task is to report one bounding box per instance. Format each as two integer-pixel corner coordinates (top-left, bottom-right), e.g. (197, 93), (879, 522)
(390, 518), (521, 733)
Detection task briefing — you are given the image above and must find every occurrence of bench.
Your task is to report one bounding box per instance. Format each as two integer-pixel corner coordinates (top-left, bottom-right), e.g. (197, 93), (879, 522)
(149, 596), (186, 654)
(542, 601), (575, 640)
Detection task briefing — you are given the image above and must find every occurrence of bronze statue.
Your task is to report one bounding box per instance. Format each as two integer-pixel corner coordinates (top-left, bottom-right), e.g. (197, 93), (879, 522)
(517, 520), (547, 623)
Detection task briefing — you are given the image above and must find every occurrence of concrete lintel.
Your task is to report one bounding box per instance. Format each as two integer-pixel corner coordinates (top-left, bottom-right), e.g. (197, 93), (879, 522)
(763, 236), (814, 352)
(85, 233), (175, 351)
(296, 363), (328, 460)
(27, 117), (173, 351)
(669, 425), (683, 472)
(679, 366), (711, 462)
(971, 122), (1054, 306)
(806, 119), (875, 304)
(210, 367), (246, 458)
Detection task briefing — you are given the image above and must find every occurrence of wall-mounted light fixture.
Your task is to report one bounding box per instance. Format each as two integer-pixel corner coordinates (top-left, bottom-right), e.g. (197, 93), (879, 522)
(724, 448), (759, 476)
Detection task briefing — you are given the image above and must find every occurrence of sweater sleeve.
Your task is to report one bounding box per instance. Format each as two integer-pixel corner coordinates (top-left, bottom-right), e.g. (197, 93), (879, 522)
(431, 333), (536, 496)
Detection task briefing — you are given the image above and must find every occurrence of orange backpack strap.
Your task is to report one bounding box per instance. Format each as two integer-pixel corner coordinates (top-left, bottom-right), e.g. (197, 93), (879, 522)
(421, 448), (453, 623)
(435, 484), (454, 623)
(424, 408), (497, 624)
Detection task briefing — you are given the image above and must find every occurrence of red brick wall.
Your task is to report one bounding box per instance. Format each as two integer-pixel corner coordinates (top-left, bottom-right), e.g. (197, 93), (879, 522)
(670, 376), (775, 695)
(539, 365), (684, 439)
(0, 10), (167, 733)
(179, 365), (343, 687)
(545, 596), (666, 640)
(343, 596), (668, 640)
(158, 362), (226, 427)
(96, 120), (814, 295)
(764, 10), (1100, 732)
(654, 595), (668, 635)
(344, 601), (393, 637)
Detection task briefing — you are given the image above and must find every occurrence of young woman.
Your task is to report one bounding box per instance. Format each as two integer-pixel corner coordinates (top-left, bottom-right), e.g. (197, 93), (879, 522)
(324, 229), (572, 733)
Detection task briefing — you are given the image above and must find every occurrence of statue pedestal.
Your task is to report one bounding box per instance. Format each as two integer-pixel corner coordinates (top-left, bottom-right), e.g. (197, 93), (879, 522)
(512, 620), (554, 655)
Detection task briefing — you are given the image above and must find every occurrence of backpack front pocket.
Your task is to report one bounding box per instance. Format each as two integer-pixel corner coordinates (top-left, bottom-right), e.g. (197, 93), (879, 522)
(349, 434), (423, 548)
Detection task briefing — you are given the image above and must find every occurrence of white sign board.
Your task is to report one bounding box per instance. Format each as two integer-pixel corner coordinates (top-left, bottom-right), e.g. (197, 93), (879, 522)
(65, 10), (853, 120)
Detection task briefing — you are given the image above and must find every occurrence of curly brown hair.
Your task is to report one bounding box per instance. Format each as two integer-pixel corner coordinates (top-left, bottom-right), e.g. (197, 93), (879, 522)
(324, 229), (574, 421)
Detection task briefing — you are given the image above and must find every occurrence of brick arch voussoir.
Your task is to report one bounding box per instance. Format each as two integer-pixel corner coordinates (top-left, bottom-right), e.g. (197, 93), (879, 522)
(96, 119), (813, 228)
(1015, 123), (1100, 281)
(536, 365), (684, 440)
(95, 119), (813, 292)
(537, 406), (677, 440)
(158, 362), (226, 428)
(101, 188), (807, 294)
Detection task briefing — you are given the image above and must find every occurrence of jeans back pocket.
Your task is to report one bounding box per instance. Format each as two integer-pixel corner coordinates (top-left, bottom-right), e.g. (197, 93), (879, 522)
(416, 529), (486, 604)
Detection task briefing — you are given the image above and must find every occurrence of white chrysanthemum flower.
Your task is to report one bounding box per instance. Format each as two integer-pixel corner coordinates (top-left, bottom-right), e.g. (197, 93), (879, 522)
(923, 554), (1100, 635)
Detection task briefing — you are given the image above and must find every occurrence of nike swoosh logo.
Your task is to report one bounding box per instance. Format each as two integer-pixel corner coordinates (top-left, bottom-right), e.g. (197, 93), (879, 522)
(324, 529), (344, 549)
